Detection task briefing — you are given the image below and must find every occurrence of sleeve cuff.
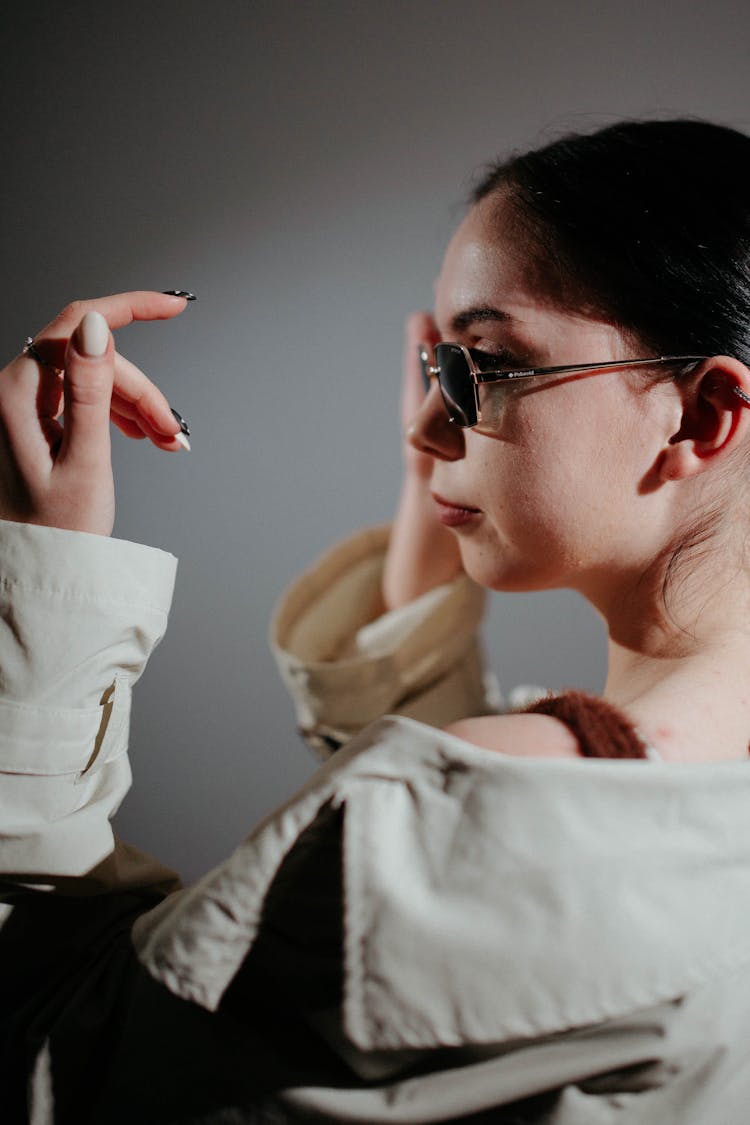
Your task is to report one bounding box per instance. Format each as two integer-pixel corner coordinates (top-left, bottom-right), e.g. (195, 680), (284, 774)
(0, 519), (177, 707)
(0, 518), (176, 623)
(270, 526), (492, 755)
(0, 520), (178, 879)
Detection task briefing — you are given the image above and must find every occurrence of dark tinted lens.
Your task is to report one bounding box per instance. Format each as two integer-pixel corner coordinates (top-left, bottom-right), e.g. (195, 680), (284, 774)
(435, 343), (475, 426)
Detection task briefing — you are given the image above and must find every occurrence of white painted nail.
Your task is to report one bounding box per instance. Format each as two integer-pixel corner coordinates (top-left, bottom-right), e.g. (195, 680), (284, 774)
(77, 311), (109, 357)
(174, 431), (191, 451)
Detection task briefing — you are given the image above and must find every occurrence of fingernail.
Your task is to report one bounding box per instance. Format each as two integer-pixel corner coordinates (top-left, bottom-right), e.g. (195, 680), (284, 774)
(170, 406), (191, 437)
(162, 290), (197, 301)
(174, 431), (191, 452)
(77, 311), (109, 357)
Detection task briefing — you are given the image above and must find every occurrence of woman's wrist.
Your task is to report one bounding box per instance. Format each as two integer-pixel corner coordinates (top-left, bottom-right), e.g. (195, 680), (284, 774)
(383, 473), (464, 610)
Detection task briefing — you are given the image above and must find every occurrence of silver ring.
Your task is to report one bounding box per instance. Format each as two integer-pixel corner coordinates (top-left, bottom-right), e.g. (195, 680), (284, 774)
(22, 337), (61, 373)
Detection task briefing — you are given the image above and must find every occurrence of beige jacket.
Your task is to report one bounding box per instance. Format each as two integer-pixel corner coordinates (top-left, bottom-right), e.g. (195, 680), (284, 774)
(3, 519), (750, 1124)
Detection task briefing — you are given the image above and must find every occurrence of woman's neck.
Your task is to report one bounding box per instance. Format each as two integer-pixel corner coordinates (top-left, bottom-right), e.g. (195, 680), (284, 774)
(602, 583), (750, 762)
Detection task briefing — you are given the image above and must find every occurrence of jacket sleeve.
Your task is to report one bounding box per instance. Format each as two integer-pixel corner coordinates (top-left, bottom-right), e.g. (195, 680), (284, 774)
(0, 519), (179, 891)
(270, 525), (499, 758)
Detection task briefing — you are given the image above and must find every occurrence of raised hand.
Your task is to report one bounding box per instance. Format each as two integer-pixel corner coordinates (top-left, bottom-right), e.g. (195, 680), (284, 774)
(0, 292), (190, 536)
(400, 311), (440, 480)
(381, 312), (464, 609)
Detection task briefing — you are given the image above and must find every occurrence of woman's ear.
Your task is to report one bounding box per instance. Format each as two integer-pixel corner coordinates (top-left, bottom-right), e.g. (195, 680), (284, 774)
(658, 356), (750, 482)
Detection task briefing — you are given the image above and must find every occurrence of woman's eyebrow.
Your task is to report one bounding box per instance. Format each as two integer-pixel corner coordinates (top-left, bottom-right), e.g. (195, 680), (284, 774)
(449, 305), (513, 333)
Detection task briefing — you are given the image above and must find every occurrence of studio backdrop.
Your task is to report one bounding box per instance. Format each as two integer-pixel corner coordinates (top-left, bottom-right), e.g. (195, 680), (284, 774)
(0, 0), (747, 878)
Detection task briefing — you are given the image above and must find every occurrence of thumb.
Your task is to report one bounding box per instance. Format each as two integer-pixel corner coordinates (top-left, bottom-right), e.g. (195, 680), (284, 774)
(402, 310), (440, 423)
(58, 310), (114, 469)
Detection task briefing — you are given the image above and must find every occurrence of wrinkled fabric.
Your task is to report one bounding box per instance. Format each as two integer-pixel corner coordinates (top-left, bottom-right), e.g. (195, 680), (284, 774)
(0, 519), (179, 891)
(2, 519), (750, 1123)
(270, 526), (495, 754)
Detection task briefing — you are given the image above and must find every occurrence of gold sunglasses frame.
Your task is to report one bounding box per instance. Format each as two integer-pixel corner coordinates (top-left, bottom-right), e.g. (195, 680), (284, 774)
(419, 342), (709, 427)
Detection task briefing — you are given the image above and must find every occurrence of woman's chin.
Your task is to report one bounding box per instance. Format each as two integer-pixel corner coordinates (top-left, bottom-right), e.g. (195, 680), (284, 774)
(459, 543), (559, 594)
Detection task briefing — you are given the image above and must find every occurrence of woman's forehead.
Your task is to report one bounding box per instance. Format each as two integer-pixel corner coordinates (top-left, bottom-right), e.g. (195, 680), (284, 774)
(434, 201), (550, 332)
(434, 197), (632, 356)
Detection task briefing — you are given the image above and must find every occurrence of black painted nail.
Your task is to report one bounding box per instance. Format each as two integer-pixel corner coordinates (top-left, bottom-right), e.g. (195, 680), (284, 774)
(162, 290), (197, 301)
(170, 407), (191, 437)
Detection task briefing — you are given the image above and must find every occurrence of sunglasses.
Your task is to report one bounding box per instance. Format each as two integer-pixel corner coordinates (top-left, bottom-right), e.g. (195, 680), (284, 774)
(418, 342), (709, 428)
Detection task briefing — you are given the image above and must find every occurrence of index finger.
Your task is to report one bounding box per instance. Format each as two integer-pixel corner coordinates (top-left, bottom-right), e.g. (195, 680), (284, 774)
(29, 292), (190, 368)
(401, 310), (440, 413)
(404, 310), (440, 374)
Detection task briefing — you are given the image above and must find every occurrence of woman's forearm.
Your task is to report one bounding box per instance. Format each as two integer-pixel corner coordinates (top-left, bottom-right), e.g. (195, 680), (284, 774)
(382, 473), (463, 610)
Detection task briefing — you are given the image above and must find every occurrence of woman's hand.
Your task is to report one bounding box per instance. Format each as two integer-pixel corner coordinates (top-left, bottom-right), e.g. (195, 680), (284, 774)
(0, 291), (190, 537)
(381, 312), (464, 610)
(400, 311), (440, 483)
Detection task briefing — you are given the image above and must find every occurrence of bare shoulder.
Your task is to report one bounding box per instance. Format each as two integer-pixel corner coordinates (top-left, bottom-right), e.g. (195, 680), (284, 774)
(444, 713), (582, 759)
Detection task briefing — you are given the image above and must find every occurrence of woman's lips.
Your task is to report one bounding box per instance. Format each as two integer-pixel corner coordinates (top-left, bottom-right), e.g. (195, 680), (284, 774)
(431, 492), (482, 527)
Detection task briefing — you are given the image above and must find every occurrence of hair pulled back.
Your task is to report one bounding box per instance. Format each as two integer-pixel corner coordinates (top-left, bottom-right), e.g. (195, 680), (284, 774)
(473, 119), (750, 364)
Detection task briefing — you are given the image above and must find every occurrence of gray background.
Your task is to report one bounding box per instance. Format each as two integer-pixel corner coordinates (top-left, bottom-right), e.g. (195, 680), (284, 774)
(0, 1), (747, 881)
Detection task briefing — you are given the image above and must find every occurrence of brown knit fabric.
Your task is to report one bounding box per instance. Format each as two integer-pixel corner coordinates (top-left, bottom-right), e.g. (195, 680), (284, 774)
(524, 691), (649, 759)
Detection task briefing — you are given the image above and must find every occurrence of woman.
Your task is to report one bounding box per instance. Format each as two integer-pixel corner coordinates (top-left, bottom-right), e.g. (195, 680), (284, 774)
(3, 119), (750, 1123)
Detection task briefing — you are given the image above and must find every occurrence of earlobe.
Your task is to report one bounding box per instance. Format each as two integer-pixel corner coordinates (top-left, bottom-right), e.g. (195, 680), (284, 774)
(659, 357), (750, 483)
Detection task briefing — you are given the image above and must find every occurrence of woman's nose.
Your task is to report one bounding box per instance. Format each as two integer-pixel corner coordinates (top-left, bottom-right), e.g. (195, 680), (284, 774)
(407, 381), (465, 461)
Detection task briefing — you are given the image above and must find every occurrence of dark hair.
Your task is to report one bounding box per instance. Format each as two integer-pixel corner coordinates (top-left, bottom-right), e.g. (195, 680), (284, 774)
(472, 119), (750, 364)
